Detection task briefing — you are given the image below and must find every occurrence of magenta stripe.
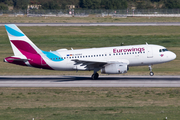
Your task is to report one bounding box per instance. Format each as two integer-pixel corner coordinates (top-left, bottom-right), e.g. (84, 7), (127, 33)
(11, 40), (53, 70)
(11, 40), (38, 54)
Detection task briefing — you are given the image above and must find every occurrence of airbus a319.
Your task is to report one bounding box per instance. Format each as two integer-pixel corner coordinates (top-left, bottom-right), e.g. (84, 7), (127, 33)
(4, 24), (176, 79)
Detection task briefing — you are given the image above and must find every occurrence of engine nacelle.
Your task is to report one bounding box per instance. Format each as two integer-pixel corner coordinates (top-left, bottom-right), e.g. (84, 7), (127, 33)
(101, 63), (127, 74)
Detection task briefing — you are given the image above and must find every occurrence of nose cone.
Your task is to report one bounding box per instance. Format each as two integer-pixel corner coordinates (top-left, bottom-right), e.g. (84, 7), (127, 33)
(171, 52), (176, 60)
(163, 52), (176, 62)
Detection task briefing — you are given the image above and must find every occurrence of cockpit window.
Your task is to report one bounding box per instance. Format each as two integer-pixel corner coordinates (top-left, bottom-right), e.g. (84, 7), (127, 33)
(159, 49), (168, 52)
(163, 49), (168, 52)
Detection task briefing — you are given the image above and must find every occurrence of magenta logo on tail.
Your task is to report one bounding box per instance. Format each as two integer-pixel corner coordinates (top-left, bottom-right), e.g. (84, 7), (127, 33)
(10, 40), (53, 70)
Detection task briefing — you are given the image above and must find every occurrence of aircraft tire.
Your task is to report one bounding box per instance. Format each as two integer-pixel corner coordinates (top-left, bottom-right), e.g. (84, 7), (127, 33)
(91, 73), (99, 80)
(150, 72), (154, 76)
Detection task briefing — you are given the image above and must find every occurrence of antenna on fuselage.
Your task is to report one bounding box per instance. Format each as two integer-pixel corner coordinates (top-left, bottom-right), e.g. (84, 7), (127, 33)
(146, 42), (148, 45)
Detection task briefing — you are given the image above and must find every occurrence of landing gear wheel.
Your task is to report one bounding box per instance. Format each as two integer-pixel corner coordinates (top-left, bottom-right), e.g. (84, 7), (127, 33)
(91, 73), (99, 80)
(149, 72), (154, 76)
(148, 65), (154, 76)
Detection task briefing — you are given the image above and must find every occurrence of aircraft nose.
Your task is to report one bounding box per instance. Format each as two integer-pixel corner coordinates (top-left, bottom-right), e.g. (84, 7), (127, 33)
(170, 52), (176, 60)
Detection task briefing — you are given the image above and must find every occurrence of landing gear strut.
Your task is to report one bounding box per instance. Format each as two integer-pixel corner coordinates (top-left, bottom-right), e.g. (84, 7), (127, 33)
(91, 73), (99, 80)
(149, 65), (154, 76)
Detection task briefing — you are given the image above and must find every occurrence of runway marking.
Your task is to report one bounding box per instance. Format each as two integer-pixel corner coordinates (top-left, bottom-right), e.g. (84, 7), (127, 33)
(0, 76), (180, 87)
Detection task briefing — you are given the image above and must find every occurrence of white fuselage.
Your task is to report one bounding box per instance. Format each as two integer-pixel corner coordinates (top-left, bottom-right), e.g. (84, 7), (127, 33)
(41, 44), (176, 71)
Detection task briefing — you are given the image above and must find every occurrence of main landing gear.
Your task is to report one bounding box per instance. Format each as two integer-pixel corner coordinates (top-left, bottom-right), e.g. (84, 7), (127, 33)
(149, 65), (154, 76)
(91, 72), (99, 80)
(91, 68), (99, 80)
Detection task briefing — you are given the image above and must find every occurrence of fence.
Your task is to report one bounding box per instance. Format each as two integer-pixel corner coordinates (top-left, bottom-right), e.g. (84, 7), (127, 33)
(0, 9), (180, 17)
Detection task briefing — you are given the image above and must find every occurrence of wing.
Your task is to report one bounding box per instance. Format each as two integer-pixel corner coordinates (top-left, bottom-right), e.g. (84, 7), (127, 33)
(71, 59), (107, 70)
(71, 59), (129, 71)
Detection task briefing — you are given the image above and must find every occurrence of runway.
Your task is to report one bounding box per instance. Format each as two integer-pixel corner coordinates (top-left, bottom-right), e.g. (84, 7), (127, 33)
(0, 76), (180, 87)
(0, 23), (180, 26)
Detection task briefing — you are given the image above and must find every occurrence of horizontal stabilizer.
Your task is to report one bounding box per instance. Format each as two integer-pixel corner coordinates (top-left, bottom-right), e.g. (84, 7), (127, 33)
(4, 56), (29, 63)
(6, 58), (29, 61)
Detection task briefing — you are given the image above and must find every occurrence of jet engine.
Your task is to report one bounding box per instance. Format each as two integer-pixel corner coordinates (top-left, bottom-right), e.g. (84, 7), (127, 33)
(101, 63), (127, 74)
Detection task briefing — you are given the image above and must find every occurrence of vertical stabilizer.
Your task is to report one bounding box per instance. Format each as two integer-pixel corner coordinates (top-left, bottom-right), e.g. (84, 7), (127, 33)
(5, 24), (41, 56)
(4, 24), (53, 70)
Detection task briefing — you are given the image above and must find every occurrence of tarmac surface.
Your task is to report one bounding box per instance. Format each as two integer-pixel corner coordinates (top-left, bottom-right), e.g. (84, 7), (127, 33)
(1, 23), (180, 26)
(0, 75), (180, 87)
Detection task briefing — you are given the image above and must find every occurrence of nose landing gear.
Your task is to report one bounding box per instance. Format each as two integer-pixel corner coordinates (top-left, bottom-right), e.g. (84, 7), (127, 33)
(149, 65), (154, 76)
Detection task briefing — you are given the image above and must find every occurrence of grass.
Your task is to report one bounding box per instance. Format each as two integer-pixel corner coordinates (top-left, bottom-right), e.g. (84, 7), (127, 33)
(1, 15), (180, 23)
(0, 26), (180, 75)
(0, 87), (180, 120)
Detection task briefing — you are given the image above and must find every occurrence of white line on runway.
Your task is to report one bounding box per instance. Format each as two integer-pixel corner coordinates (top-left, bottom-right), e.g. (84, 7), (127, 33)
(0, 76), (180, 87)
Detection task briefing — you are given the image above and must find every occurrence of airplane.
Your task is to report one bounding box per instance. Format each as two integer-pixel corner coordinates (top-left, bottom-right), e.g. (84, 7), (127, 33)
(3, 24), (176, 79)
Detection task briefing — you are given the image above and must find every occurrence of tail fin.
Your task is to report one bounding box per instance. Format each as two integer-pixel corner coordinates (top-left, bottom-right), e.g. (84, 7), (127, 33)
(4, 24), (53, 70)
(5, 24), (41, 57)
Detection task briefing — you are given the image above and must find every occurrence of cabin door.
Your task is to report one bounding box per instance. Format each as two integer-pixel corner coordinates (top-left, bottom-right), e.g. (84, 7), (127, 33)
(147, 46), (153, 58)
